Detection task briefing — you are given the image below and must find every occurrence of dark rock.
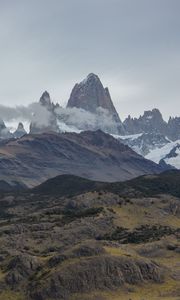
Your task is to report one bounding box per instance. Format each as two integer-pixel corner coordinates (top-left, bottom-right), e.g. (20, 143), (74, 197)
(67, 73), (125, 134)
(13, 122), (27, 138)
(72, 243), (105, 257)
(5, 254), (41, 286)
(30, 256), (164, 300)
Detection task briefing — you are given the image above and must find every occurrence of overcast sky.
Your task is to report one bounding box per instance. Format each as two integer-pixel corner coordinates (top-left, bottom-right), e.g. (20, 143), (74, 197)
(0, 0), (179, 121)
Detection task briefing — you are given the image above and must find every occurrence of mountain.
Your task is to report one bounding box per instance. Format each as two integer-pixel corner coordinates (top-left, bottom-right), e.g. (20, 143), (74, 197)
(13, 122), (27, 138)
(67, 73), (125, 134)
(0, 119), (12, 139)
(1, 73), (180, 170)
(0, 171), (179, 300)
(39, 90), (60, 112)
(123, 109), (167, 136)
(167, 116), (180, 141)
(0, 130), (165, 187)
(146, 139), (180, 168)
(117, 132), (170, 156)
(123, 109), (180, 143)
(30, 91), (59, 134)
(120, 109), (180, 168)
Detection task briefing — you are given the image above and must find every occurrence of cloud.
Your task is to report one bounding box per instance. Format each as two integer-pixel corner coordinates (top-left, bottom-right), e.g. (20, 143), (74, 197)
(0, 101), (122, 135)
(0, 103), (52, 131)
(55, 106), (121, 134)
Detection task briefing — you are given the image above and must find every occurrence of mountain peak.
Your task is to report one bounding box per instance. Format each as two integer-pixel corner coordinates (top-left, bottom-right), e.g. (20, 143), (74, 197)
(67, 73), (111, 112)
(77, 73), (103, 90)
(14, 122), (27, 138)
(39, 91), (51, 107)
(143, 108), (163, 119)
(86, 72), (99, 80)
(17, 122), (25, 130)
(67, 73), (124, 134)
(0, 118), (6, 129)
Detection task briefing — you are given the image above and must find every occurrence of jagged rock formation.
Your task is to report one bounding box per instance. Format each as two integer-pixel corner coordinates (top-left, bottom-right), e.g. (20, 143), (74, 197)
(167, 117), (180, 141)
(119, 133), (170, 156)
(123, 109), (180, 143)
(0, 119), (12, 139)
(121, 109), (180, 164)
(67, 73), (125, 134)
(30, 256), (163, 300)
(13, 122), (27, 138)
(30, 91), (59, 134)
(39, 90), (52, 109)
(123, 109), (167, 136)
(39, 91), (60, 111)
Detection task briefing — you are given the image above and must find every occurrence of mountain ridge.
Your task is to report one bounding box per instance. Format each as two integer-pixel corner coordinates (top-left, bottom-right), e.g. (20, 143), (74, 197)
(0, 130), (166, 188)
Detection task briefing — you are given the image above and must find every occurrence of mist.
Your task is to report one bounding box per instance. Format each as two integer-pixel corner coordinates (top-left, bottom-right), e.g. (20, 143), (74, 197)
(55, 106), (121, 134)
(0, 102), (52, 132)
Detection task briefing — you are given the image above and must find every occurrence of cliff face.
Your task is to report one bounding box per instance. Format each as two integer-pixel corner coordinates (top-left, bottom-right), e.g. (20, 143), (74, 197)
(67, 73), (124, 134)
(123, 109), (167, 135)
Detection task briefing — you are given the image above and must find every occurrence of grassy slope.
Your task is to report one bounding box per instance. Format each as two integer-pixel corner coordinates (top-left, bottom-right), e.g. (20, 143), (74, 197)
(0, 171), (179, 300)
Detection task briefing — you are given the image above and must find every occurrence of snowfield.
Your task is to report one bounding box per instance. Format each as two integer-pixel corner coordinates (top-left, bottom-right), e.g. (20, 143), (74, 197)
(146, 140), (180, 168)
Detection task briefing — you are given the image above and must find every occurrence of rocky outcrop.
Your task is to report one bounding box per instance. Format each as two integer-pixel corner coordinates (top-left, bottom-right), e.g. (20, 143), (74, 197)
(123, 109), (167, 136)
(13, 122), (27, 138)
(0, 119), (12, 139)
(39, 91), (60, 112)
(120, 132), (170, 156)
(30, 91), (59, 134)
(123, 109), (180, 143)
(5, 254), (41, 287)
(67, 73), (125, 134)
(30, 256), (164, 300)
(167, 117), (180, 141)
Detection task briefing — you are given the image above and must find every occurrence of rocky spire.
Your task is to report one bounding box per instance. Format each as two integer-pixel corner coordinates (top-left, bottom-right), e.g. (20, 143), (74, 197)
(67, 73), (124, 134)
(39, 91), (52, 110)
(13, 122), (27, 138)
(123, 108), (167, 135)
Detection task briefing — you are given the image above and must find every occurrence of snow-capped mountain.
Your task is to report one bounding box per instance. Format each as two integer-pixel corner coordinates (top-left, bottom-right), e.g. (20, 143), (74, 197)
(0, 119), (27, 140)
(0, 73), (180, 170)
(123, 109), (180, 142)
(13, 122), (27, 138)
(123, 109), (167, 136)
(0, 119), (13, 139)
(115, 132), (170, 156)
(146, 140), (180, 169)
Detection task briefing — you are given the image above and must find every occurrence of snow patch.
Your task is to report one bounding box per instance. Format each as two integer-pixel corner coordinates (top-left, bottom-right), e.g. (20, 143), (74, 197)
(146, 140), (180, 168)
(112, 133), (143, 140)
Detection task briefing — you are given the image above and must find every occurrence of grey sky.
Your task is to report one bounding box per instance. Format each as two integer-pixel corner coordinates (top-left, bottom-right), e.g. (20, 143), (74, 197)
(0, 0), (179, 121)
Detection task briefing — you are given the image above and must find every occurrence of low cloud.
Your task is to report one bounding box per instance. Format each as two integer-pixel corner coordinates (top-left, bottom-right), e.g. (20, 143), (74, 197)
(0, 102), (121, 135)
(55, 106), (120, 134)
(0, 103), (52, 131)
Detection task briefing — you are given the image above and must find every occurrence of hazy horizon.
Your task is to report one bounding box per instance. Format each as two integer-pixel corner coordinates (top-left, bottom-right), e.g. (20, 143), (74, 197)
(0, 0), (180, 121)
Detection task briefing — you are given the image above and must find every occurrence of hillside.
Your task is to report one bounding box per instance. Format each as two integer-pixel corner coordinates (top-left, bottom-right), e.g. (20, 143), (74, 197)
(0, 130), (165, 187)
(0, 171), (179, 299)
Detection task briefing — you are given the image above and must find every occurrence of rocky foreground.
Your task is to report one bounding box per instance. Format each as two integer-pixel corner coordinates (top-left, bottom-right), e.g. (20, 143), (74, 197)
(0, 170), (179, 299)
